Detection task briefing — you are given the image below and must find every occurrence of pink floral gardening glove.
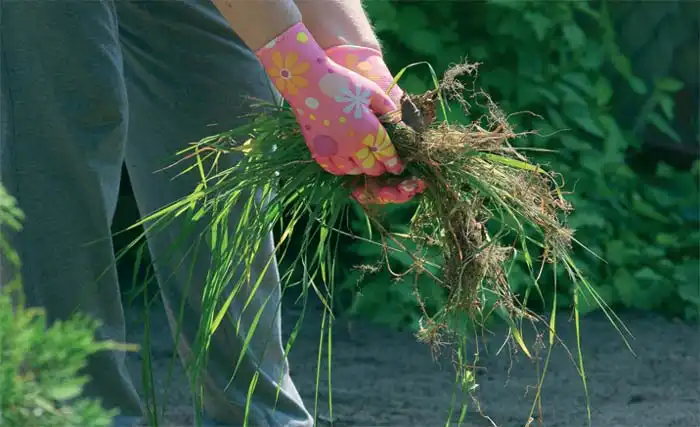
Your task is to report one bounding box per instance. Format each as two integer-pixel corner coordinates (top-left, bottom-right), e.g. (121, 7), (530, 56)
(255, 23), (404, 177)
(326, 45), (427, 205)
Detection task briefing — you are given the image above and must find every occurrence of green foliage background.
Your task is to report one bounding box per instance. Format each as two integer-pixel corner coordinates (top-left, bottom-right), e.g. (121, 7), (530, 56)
(320, 0), (699, 330)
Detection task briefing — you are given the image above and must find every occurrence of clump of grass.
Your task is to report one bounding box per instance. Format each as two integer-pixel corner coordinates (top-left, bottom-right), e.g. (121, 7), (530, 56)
(122, 62), (629, 426)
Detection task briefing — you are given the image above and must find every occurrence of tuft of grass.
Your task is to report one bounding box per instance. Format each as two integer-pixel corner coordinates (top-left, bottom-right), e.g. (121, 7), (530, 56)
(119, 61), (631, 426)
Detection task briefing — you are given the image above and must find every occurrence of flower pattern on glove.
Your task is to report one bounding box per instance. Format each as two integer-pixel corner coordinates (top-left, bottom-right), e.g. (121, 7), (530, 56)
(345, 54), (382, 82)
(355, 126), (397, 170)
(326, 45), (404, 106)
(268, 52), (310, 96)
(336, 82), (372, 119)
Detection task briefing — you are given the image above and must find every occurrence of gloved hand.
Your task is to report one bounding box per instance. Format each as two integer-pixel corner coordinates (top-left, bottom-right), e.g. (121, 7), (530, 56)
(255, 22), (405, 177)
(326, 45), (427, 204)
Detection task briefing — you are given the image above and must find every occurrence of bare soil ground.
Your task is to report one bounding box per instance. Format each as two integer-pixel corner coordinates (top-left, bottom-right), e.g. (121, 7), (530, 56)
(124, 297), (699, 427)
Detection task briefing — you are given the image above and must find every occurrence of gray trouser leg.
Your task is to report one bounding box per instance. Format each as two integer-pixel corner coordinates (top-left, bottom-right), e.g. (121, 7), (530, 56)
(1, 0), (311, 426)
(0, 0), (143, 418)
(117, 1), (311, 426)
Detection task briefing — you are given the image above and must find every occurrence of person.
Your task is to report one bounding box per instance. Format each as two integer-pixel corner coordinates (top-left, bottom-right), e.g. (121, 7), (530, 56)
(0, 1), (423, 426)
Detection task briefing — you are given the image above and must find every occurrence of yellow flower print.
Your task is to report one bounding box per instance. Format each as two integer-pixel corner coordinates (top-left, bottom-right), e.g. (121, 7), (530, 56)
(269, 51), (310, 96)
(354, 126), (395, 169)
(354, 144), (376, 169)
(345, 54), (381, 82)
(296, 31), (309, 44)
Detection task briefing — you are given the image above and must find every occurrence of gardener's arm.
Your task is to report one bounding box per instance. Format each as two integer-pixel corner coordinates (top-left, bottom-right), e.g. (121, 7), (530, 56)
(210, 0), (303, 51)
(294, 0), (381, 51)
(211, 0), (380, 52)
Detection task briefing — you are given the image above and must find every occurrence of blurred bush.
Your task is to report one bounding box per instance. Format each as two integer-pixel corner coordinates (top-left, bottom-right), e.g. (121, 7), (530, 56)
(328, 0), (699, 329)
(0, 184), (119, 427)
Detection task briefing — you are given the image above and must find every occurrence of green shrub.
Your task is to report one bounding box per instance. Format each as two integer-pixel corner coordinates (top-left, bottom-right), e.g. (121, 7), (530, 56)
(0, 185), (124, 427)
(327, 0), (698, 329)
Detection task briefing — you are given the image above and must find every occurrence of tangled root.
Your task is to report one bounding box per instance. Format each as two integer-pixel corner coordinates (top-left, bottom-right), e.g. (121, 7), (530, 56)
(363, 62), (574, 351)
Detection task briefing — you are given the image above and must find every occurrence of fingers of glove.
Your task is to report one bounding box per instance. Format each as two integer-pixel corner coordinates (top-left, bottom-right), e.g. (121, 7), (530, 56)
(352, 176), (426, 205)
(345, 124), (404, 176)
(354, 80), (404, 175)
(396, 177), (426, 195)
(345, 153), (386, 177)
(382, 154), (405, 175)
(300, 116), (400, 176)
(367, 81), (399, 116)
(325, 45), (404, 107)
(353, 184), (415, 205)
(378, 177), (426, 203)
(329, 157), (363, 175)
(313, 156), (344, 175)
(330, 58), (398, 116)
(313, 155), (367, 176)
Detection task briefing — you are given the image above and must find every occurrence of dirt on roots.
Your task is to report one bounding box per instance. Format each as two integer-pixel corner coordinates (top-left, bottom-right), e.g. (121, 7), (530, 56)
(355, 62), (574, 352)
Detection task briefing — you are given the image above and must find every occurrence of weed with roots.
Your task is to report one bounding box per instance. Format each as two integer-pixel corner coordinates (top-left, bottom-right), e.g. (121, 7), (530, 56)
(119, 62), (631, 427)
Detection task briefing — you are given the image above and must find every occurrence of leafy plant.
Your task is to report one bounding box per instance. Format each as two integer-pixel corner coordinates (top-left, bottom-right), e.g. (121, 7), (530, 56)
(0, 184), (129, 427)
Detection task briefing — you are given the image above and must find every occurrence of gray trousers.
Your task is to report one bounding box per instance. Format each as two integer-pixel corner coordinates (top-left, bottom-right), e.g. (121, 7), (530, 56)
(0, 1), (312, 426)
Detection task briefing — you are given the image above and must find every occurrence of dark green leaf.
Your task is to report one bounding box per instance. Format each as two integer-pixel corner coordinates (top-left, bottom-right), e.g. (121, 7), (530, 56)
(562, 23), (586, 49)
(628, 76), (648, 95)
(524, 11), (553, 41)
(613, 269), (639, 308)
(536, 87), (559, 104)
(578, 284), (616, 315)
(634, 267), (664, 283)
(648, 112), (682, 142)
(397, 5), (429, 29)
(469, 44), (488, 60)
(405, 29), (442, 56)
(656, 77), (684, 93)
(546, 107), (568, 130)
(580, 43), (604, 70)
(605, 240), (632, 265)
(556, 81), (588, 106)
(655, 162), (676, 179)
(562, 72), (593, 94)
(563, 103), (605, 138)
(595, 77), (613, 106)
(560, 135), (592, 152)
(631, 192), (669, 223)
(659, 95), (675, 120)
